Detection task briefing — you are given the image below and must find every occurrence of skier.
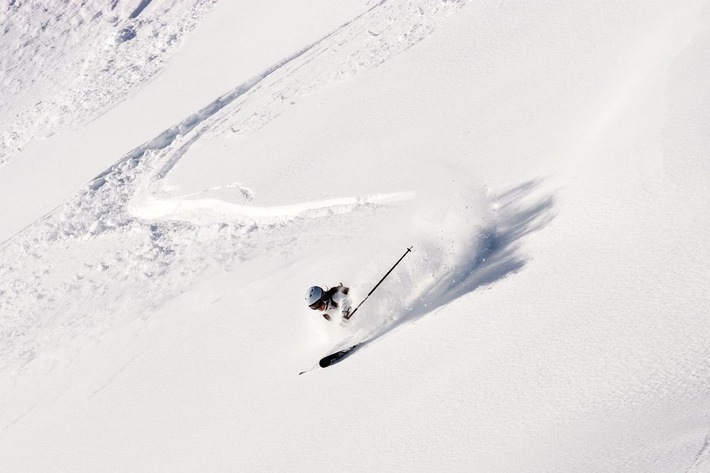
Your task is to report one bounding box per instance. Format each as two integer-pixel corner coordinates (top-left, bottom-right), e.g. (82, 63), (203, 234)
(305, 284), (352, 321)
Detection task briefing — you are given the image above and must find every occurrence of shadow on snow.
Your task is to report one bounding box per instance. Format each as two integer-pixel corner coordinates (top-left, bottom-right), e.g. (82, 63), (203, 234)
(315, 179), (556, 370)
(380, 179), (556, 339)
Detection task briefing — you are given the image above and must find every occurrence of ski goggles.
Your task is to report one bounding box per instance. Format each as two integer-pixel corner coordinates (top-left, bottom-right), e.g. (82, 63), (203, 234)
(309, 299), (326, 311)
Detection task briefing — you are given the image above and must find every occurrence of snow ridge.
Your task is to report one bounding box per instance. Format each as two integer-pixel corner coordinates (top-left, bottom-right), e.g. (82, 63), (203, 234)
(686, 434), (710, 473)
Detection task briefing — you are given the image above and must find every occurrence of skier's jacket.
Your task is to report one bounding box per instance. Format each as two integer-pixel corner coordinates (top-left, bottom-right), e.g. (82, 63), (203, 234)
(323, 284), (351, 320)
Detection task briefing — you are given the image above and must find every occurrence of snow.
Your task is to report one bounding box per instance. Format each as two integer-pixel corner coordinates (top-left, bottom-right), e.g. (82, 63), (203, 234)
(1, 0), (710, 471)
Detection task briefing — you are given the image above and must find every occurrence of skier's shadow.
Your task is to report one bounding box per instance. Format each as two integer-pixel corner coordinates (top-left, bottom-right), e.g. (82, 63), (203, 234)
(383, 179), (557, 336)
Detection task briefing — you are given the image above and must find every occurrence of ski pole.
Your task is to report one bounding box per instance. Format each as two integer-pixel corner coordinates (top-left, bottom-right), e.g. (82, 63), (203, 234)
(344, 246), (413, 320)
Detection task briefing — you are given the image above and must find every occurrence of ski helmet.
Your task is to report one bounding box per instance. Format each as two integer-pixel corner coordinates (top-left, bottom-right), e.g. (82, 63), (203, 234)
(306, 286), (324, 308)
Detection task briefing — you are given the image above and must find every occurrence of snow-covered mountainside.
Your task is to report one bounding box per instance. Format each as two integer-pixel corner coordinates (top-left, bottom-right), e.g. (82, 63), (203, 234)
(1, 0), (710, 472)
(1, 0), (217, 166)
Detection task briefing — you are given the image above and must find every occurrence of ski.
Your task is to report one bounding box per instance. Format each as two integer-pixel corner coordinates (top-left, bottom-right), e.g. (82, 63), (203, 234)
(298, 343), (363, 375)
(319, 344), (361, 368)
(300, 309), (406, 374)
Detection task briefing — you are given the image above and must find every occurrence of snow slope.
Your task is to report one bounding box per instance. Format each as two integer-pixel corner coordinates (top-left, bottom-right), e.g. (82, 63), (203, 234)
(1, 0), (710, 471)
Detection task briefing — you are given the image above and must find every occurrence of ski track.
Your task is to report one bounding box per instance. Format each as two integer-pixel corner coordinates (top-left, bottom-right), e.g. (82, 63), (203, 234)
(686, 434), (710, 473)
(0, 0), (480, 426)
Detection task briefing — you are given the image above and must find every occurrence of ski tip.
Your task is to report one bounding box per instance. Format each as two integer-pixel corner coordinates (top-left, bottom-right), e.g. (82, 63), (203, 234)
(298, 364), (318, 376)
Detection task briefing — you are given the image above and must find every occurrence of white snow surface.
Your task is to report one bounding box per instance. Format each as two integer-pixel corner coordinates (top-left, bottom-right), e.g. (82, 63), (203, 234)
(2, 0), (710, 471)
